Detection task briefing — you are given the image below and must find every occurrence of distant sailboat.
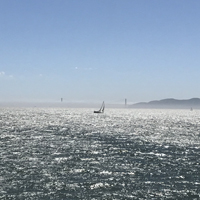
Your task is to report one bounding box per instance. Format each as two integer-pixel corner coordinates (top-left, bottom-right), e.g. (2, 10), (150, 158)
(94, 101), (105, 113)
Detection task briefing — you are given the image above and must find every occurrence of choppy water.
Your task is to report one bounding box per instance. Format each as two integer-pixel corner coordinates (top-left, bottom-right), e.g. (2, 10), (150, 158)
(0, 108), (200, 199)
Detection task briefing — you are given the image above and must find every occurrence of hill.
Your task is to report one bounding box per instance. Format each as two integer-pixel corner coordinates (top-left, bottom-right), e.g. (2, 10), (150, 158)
(131, 98), (200, 109)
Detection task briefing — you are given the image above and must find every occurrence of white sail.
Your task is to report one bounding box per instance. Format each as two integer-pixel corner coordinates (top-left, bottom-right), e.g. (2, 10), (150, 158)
(94, 101), (105, 113)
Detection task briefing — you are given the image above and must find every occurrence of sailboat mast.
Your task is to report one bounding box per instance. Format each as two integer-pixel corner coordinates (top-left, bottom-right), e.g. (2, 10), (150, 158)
(102, 101), (105, 112)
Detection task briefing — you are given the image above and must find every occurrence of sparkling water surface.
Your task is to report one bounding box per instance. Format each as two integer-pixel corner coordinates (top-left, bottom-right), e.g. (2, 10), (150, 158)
(0, 108), (200, 199)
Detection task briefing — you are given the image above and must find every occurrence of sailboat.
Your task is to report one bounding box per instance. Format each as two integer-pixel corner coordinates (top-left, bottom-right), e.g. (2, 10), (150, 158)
(94, 101), (105, 113)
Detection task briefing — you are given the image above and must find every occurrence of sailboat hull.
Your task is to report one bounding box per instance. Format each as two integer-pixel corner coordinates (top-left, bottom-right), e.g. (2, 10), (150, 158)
(94, 111), (103, 113)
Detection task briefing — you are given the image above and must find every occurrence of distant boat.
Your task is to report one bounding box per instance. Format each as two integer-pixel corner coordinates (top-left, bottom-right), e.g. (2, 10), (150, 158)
(94, 101), (105, 113)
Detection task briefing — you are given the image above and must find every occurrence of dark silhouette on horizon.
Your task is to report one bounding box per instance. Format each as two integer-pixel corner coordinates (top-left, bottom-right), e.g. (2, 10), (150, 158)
(131, 98), (200, 109)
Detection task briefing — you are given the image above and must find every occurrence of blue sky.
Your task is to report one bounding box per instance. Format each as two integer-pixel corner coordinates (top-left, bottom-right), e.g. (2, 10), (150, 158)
(0, 0), (200, 104)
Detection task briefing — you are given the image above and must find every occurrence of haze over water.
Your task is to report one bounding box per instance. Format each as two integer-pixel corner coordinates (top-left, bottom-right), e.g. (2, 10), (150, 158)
(0, 108), (200, 199)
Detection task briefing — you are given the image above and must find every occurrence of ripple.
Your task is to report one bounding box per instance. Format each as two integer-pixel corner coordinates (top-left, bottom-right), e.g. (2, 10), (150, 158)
(0, 108), (200, 199)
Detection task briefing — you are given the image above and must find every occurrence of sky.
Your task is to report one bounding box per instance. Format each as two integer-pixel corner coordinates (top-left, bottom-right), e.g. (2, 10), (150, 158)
(0, 0), (200, 104)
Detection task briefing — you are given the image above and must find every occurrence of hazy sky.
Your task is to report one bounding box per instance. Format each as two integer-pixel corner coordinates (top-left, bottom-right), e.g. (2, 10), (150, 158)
(1, 0), (200, 104)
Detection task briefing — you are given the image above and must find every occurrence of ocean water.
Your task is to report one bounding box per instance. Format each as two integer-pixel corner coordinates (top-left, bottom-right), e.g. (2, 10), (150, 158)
(0, 108), (200, 200)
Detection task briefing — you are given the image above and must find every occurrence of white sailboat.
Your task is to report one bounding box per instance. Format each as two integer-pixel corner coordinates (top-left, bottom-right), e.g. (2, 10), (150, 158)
(94, 101), (105, 113)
